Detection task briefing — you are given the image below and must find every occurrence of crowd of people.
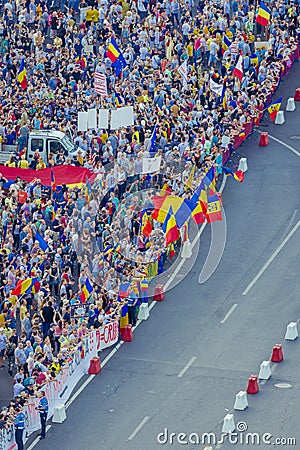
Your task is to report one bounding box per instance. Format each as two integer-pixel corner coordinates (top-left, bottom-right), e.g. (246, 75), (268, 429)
(0, 0), (299, 443)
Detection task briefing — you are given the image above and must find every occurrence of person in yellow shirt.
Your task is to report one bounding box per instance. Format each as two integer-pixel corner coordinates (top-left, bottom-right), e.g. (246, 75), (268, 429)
(18, 155), (29, 169)
(92, 7), (99, 22)
(36, 158), (46, 170)
(101, 131), (108, 144)
(77, 150), (84, 165)
(122, 0), (130, 18)
(186, 41), (194, 62)
(132, 128), (140, 143)
(85, 6), (94, 27)
(5, 156), (16, 167)
(0, 311), (5, 328)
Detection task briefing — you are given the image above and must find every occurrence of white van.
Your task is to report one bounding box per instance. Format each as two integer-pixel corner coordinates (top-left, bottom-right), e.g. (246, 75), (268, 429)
(0, 130), (80, 165)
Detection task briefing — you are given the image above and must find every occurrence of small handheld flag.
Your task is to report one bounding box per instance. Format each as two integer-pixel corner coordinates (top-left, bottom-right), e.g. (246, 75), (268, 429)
(221, 166), (244, 182)
(35, 231), (49, 252)
(267, 98), (282, 121)
(17, 59), (28, 90)
(233, 54), (243, 81)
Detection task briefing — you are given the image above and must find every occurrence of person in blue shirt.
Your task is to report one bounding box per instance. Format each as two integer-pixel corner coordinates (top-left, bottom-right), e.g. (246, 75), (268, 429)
(36, 391), (49, 439)
(14, 405), (25, 450)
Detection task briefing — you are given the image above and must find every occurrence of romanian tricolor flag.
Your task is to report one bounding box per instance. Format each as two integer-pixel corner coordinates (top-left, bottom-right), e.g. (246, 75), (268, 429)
(119, 282), (130, 299)
(221, 83), (227, 110)
(206, 194), (222, 223)
(221, 166), (245, 182)
(268, 97), (282, 121)
(140, 278), (149, 291)
(141, 211), (152, 238)
(51, 169), (56, 191)
(31, 278), (41, 294)
(159, 183), (172, 196)
(114, 243), (121, 253)
(238, 130), (246, 138)
(222, 35), (232, 54)
(249, 54), (259, 67)
(152, 196), (186, 225)
(12, 278), (32, 296)
(184, 165), (195, 191)
(191, 179), (208, 207)
(120, 304), (129, 333)
(168, 243), (175, 260)
(106, 38), (126, 77)
(256, 1), (271, 26)
(103, 244), (113, 256)
(202, 166), (216, 191)
(191, 201), (206, 225)
(80, 278), (93, 303)
(162, 206), (179, 247)
(17, 59), (28, 90)
(114, 91), (124, 108)
(85, 177), (92, 202)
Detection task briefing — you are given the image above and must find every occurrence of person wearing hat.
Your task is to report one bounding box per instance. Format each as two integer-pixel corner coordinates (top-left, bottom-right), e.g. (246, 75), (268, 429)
(13, 405), (25, 450)
(36, 390), (48, 440)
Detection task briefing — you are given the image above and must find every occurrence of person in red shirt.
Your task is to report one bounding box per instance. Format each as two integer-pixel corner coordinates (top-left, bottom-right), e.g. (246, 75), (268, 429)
(17, 189), (28, 210)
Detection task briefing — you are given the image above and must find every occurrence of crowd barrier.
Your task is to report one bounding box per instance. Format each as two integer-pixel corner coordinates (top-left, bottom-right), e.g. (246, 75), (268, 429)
(0, 320), (119, 450)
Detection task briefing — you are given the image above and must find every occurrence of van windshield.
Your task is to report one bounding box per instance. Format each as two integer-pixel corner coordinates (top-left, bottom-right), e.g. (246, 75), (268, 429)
(62, 135), (76, 153)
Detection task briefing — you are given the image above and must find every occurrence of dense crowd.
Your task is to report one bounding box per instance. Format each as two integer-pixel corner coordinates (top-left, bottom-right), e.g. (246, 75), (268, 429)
(0, 0), (299, 443)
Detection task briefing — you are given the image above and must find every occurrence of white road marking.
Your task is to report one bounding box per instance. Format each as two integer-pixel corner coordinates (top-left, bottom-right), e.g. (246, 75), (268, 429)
(285, 209), (298, 235)
(257, 131), (300, 157)
(27, 176), (228, 449)
(177, 356), (197, 378)
(128, 416), (150, 441)
(220, 304), (239, 324)
(242, 220), (300, 295)
(27, 425), (51, 450)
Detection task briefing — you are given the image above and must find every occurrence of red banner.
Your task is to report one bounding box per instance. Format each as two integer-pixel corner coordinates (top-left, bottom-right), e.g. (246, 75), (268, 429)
(0, 165), (96, 186)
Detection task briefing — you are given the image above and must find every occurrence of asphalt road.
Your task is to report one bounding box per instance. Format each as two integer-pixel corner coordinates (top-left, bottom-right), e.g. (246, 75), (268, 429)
(31, 63), (300, 450)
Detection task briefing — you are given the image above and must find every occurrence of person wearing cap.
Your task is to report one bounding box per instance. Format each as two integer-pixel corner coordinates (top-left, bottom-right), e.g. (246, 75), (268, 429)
(13, 405), (25, 450)
(36, 390), (48, 440)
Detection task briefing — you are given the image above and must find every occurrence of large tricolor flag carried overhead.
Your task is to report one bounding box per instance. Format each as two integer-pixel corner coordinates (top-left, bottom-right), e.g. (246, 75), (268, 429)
(233, 54), (243, 81)
(17, 59), (28, 90)
(256, 1), (271, 26)
(106, 38), (127, 77)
